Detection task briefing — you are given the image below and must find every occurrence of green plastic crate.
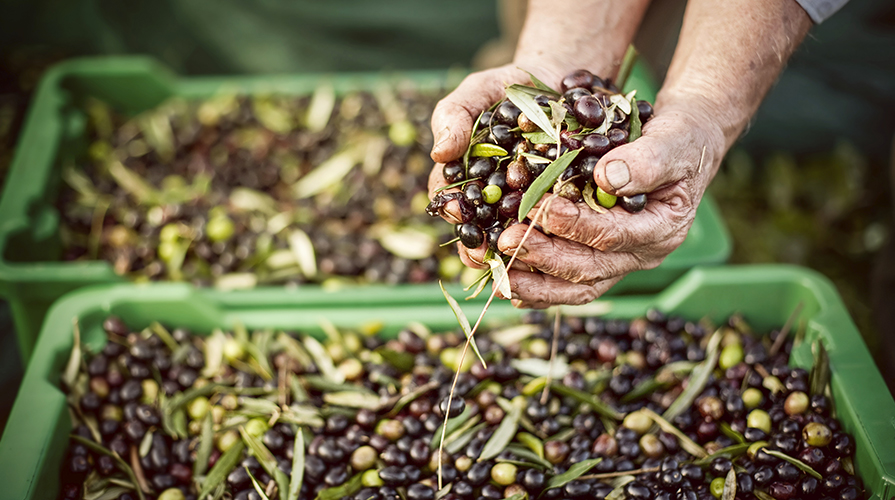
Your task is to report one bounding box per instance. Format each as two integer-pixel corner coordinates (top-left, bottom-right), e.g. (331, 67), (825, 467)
(0, 264), (892, 500)
(0, 56), (731, 359)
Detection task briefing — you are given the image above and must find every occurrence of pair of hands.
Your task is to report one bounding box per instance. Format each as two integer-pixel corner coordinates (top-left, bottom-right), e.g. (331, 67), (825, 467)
(427, 65), (725, 308)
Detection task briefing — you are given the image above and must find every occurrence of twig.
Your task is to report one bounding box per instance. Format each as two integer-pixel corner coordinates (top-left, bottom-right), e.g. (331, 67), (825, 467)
(579, 466), (661, 481)
(541, 307), (562, 404)
(769, 301), (804, 357)
(697, 145), (707, 175)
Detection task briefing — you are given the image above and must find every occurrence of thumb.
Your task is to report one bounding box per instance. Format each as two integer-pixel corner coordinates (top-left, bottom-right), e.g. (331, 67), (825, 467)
(593, 110), (710, 197)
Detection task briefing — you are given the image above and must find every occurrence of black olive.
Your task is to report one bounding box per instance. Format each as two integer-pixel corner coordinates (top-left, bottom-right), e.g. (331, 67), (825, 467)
(443, 161), (466, 184)
(468, 157), (497, 179)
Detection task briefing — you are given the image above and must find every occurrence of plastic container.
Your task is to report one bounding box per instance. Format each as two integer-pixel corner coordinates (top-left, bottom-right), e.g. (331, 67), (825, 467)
(0, 264), (891, 500)
(0, 56), (730, 359)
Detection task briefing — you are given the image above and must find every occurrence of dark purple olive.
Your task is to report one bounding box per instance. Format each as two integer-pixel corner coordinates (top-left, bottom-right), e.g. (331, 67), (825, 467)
(443, 161), (465, 184)
(468, 157), (496, 180)
(561, 69), (596, 92)
(489, 125), (514, 148)
(573, 96), (605, 128)
(582, 133), (611, 156)
(498, 191), (523, 219)
(494, 100), (521, 125)
(608, 128), (628, 147)
(619, 194), (647, 213)
(637, 100), (654, 122)
(456, 224), (484, 249)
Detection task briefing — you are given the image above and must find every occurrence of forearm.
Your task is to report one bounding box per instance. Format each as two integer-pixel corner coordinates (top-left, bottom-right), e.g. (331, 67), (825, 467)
(658, 0), (813, 153)
(513, 0), (652, 86)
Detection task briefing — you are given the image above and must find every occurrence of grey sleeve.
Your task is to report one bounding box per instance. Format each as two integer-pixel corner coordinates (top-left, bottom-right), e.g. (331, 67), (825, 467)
(795, 0), (850, 23)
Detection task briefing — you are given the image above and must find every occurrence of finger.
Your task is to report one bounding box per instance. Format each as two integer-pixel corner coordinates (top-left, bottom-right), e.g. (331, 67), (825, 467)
(457, 244), (488, 270)
(507, 270), (623, 308)
(528, 192), (693, 253)
(430, 67), (523, 163)
(497, 222), (657, 285)
(594, 109), (719, 197)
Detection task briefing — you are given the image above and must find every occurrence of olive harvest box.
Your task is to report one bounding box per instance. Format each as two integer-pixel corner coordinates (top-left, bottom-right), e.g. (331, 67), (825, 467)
(0, 56), (730, 360)
(0, 264), (892, 500)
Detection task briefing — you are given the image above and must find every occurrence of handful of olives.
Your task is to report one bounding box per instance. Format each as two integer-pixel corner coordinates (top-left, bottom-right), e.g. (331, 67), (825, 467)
(427, 69), (654, 252)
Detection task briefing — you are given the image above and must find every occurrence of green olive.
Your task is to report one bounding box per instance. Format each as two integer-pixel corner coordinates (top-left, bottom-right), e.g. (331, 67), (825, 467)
(362, 469), (384, 487)
(622, 410), (652, 435)
(187, 396), (210, 420)
(223, 337), (245, 362)
(747, 441), (769, 460)
(455, 456), (473, 472)
(245, 417), (269, 437)
(710, 477), (725, 499)
(350, 445), (378, 471)
(719, 342), (744, 370)
(596, 186), (617, 208)
(159, 488), (186, 500)
(491, 463), (517, 486)
(376, 419), (405, 441)
(339, 358), (364, 381)
(141, 379), (159, 404)
(784, 391), (809, 415)
(803, 422), (833, 447)
(746, 409), (772, 434)
(217, 429), (240, 452)
(206, 215), (235, 243)
(639, 434), (664, 459)
(483, 184), (503, 205)
(742, 388), (764, 409)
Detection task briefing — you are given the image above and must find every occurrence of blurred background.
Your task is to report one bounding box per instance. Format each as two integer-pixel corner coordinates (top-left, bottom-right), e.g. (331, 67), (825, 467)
(1, 0), (893, 431)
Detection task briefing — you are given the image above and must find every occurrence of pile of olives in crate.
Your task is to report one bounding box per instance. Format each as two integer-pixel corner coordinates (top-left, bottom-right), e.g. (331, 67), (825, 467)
(427, 69), (654, 251)
(59, 309), (863, 500)
(57, 84), (458, 288)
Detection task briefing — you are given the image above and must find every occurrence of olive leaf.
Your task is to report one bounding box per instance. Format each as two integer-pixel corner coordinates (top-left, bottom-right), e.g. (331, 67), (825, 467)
(439, 281), (487, 367)
(519, 69), (561, 97)
(294, 149), (358, 199)
(640, 408), (707, 458)
(663, 327), (722, 422)
(108, 160), (162, 205)
(621, 376), (671, 403)
(464, 104), (498, 171)
(287, 429), (304, 500)
(245, 467), (272, 500)
(692, 443), (750, 466)
(518, 148), (581, 221)
(323, 391), (382, 409)
(628, 97), (643, 142)
(302, 336), (345, 384)
(305, 82), (336, 133)
(506, 85), (559, 142)
(489, 324), (541, 347)
(510, 357), (570, 379)
(471, 143), (509, 157)
(719, 422), (746, 444)
(465, 270), (492, 300)
(435, 483), (453, 500)
(721, 468), (737, 500)
(486, 257), (512, 300)
(62, 319), (82, 390)
(605, 476), (636, 500)
(372, 225), (437, 261)
(194, 412), (215, 477)
(229, 187), (278, 215)
(521, 131), (555, 144)
(809, 339), (830, 397)
(239, 427), (290, 497)
(505, 444), (553, 469)
(550, 383), (623, 420)
(70, 435), (146, 500)
(548, 101), (567, 131)
(139, 430), (154, 458)
(202, 330), (226, 378)
(435, 176), (482, 194)
(479, 404), (521, 461)
(430, 405), (474, 449)
(545, 458), (604, 490)
(764, 450), (822, 480)
(314, 472), (363, 500)
(288, 229), (318, 278)
(445, 421), (487, 455)
(754, 490), (776, 500)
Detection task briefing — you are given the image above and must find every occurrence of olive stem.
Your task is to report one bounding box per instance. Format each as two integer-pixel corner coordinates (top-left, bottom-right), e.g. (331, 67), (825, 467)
(769, 301), (804, 357)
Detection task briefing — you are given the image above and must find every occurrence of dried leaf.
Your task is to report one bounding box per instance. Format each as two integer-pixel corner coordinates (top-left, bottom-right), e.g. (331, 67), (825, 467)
(506, 85), (559, 142)
(479, 405), (521, 461)
(302, 336), (344, 384)
(294, 149), (358, 199)
(722, 468), (737, 500)
(520, 152), (552, 164)
(202, 330), (226, 378)
(548, 101), (567, 130)
(323, 391), (382, 409)
(305, 83), (336, 133)
(287, 229), (318, 278)
(373, 225), (436, 260)
(518, 148), (581, 220)
(439, 281), (486, 367)
(545, 458), (604, 490)
(486, 258), (511, 300)
(245, 467), (272, 500)
(581, 183), (607, 214)
(510, 357), (570, 379)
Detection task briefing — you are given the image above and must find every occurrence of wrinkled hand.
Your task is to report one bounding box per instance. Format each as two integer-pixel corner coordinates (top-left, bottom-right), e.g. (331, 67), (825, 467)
(428, 69), (725, 308)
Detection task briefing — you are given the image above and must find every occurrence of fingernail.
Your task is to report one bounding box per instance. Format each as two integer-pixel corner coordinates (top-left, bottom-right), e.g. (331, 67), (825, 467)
(605, 160), (631, 190)
(433, 127), (450, 151)
(507, 246), (528, 258)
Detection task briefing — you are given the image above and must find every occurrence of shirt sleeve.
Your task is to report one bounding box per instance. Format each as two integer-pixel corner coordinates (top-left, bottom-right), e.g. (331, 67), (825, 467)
(795, 0), (850, 23)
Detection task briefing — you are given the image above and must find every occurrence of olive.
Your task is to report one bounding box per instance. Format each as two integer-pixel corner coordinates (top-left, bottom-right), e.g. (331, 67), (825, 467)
(803, 422), (833, 447)
(490, 463), (517, 486)
(637, 100), (654, 122)
(456, 224), (484, 249)
(498, 191), (523, 219)
(439, 397), (466, 418)
(563, 88), (592, 105)
(494, 100), (522, 125)
(378, 466), (407, 486)
(466, 462), (492, 486)
(561, 69), (596, 92)
(607, 128), (628, 147)
(482, 185), (502, 205)
(464, 183), (485, 207)
(406, 484), (435, 500)
(573, 95), (605, 128)
(768, 482), (796, 500)
(473, 204), (498, 227)
(564, 481), (591, 498)
(443, 161), (466, 184)
(582, 134), (611, 156)
(506, 159), (532, 191)
(485, 225), (503, 252)
(486, 171), (508, 191)
(831, 433), (855, 456)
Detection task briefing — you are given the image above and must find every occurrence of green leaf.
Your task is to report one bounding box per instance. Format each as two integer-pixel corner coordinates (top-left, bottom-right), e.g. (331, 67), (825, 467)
(621, 376), (670, 403)
(314, 472), (363, 500)
(505, 444), (553, 469)
(764, 450), (822, 480)
(445, 421), (487, 455)
(246, 467), (272, 500)
(486, 258), (511, 300)
(605, 476), (636, 500)
(478, 404), (521, 461)
(240, 427), (290, 497)
(471, 143), (509, 157)
(490, 324), (541, 347)
(545, 458), (603, 490)
(640, 408), (707, 458)
(719, 421), (746, 444)
(287, 429), (304, 500)
(323, 391), (382, 409)
(199, 441), (245, 499)
(194, 412), (215, 476)
(521, 70), (561, 97)
(516, 432), (545, 460)
(430, 405), (474, 449)
(549, 383), (623, 420)
(628, 97), (642, 142)
(692, 443), (751, 466)
(663, 328), (722, 422)
(506, 85), (559, 142)
(375, 347), (415, 373)
(809, 340), (830, 397)
(302, 336), (344, 384)
(521, 131), (555, 144)
(439, 281), (486, 368)
(518, 148), (582, 221)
